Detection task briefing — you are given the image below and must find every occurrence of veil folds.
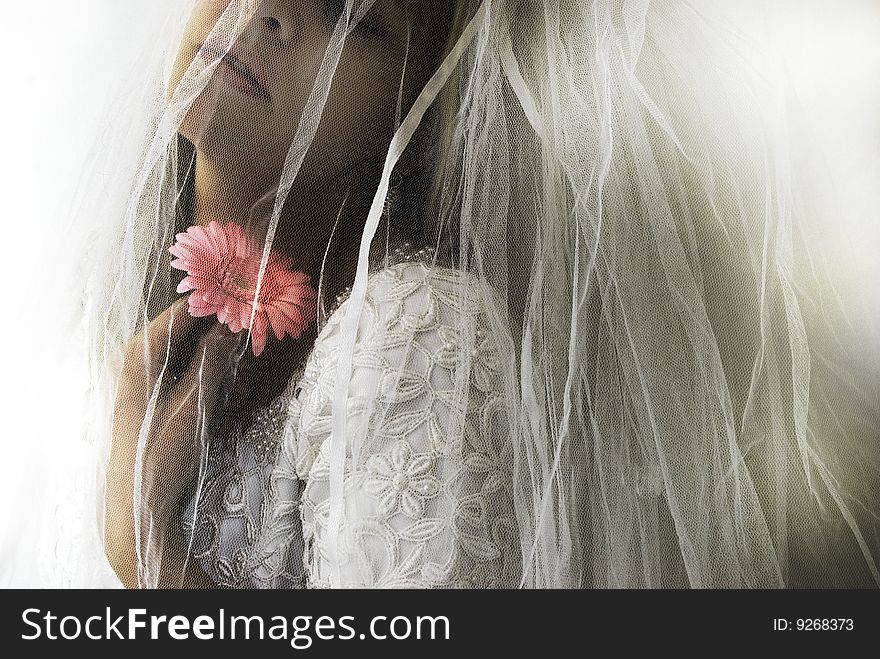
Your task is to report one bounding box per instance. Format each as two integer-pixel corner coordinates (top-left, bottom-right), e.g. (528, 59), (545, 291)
(4, 0), (878, 588)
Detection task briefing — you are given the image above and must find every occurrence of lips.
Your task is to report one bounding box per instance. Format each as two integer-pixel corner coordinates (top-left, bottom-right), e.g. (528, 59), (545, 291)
(198, 37), (271, 101)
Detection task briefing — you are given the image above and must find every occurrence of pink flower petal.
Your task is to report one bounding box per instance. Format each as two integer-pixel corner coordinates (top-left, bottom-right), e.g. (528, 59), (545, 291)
(251, 331), (266, 357)
(278, 270), (310, 286)
(202, 286), (228, 306)
(208, 221), (232, 257)
(226, 301), (246, 333)
(189, 296), (216, 313)
(168, 244), (193, 260)
(266, 305), (287, 341)
(250, 312), (268, 356)
(176, 240), (207, 260)
(176, 277), (197, 294)
(173, 232), (195, 247)
(189, 303), (216, 318)
(239, 302), (252, 332)
(169, 258), (190, 270)
(272, 300), (306, 327)
(187, 225), (209, 244)
(169, 220), (316, 354)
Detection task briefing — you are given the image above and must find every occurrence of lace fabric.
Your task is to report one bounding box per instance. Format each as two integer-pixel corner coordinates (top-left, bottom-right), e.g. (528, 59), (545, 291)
(289, 260), (520, 588)
(179, 383), (306, 588)
(182, 241), (521, 588)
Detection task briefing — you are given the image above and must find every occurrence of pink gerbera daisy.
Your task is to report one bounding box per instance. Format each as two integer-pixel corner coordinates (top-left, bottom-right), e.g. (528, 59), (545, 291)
(169, 220), (317, 356)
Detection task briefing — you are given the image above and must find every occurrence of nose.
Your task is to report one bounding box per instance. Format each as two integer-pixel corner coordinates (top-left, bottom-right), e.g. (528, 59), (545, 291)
(255, 0), (303, 48)
(260, 14), (293, 44)
(238, 0), (303, 50)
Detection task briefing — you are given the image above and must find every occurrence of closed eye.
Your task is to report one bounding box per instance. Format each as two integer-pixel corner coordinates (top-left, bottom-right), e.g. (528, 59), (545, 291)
(322, 0), (391, 42)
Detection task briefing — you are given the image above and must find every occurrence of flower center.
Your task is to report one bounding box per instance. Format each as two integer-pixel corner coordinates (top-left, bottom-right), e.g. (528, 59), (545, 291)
(392, 473), (409, 491)
(221, 265), (254, 295)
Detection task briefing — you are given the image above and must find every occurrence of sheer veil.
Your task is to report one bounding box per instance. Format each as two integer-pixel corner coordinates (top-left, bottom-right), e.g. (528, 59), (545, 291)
(3, 0), (878, 588)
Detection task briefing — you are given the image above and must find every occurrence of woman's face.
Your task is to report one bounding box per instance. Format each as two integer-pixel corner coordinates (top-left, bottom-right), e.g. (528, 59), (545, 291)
(170, 0), (455, 198)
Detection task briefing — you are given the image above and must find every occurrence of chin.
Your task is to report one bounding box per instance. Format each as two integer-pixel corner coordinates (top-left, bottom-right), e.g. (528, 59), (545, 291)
(178, 84), (226, 150)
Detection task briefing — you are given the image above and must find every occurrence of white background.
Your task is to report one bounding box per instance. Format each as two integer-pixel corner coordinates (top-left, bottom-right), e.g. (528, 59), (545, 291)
(0, 1), (179, 583)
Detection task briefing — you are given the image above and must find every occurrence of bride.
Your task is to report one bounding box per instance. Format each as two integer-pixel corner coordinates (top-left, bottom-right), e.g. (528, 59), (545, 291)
(92, 0), (879, 589)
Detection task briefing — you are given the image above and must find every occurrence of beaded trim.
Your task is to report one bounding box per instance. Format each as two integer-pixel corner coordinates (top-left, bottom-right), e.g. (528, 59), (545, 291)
(237, 362), (305, 463)
(323, 241), (441, 324)
(239, 394), (288, 463)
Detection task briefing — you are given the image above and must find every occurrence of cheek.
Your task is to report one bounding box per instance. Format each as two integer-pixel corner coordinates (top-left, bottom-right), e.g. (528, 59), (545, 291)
(168, 3), (221, 98)
(169, 1), (254, 99)
(299, 63), (402, 183)
(191, 0), (233, 29)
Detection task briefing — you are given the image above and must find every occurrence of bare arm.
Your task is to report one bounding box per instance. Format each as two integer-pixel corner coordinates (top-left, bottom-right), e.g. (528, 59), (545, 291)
(103, 298), (242, 589)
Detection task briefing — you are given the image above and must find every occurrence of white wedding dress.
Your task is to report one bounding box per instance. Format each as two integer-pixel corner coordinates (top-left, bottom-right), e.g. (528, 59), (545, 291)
(181, 245), (521, 588)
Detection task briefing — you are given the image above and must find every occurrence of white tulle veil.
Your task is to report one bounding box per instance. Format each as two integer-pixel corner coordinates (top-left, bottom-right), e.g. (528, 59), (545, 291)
(3, 0), (878, 588)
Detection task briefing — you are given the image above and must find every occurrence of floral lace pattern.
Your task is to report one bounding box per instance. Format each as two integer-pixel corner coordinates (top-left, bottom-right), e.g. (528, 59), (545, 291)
(186, 250), (520, 588)
(179, 391), (306, 588)
(265, 260), (521, 588)
(365, 440), (441, 518)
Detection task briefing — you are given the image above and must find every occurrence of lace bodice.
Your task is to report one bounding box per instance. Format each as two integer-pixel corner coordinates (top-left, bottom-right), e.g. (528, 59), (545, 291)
(179, 389), (306, 588)
(182, 246), (520, 588)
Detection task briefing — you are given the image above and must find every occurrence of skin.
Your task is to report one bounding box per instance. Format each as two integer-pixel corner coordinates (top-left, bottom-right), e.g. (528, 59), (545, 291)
(169, 0), (452, 269)
(104, 299), (239, 588)
(104, 0), (459, 588)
